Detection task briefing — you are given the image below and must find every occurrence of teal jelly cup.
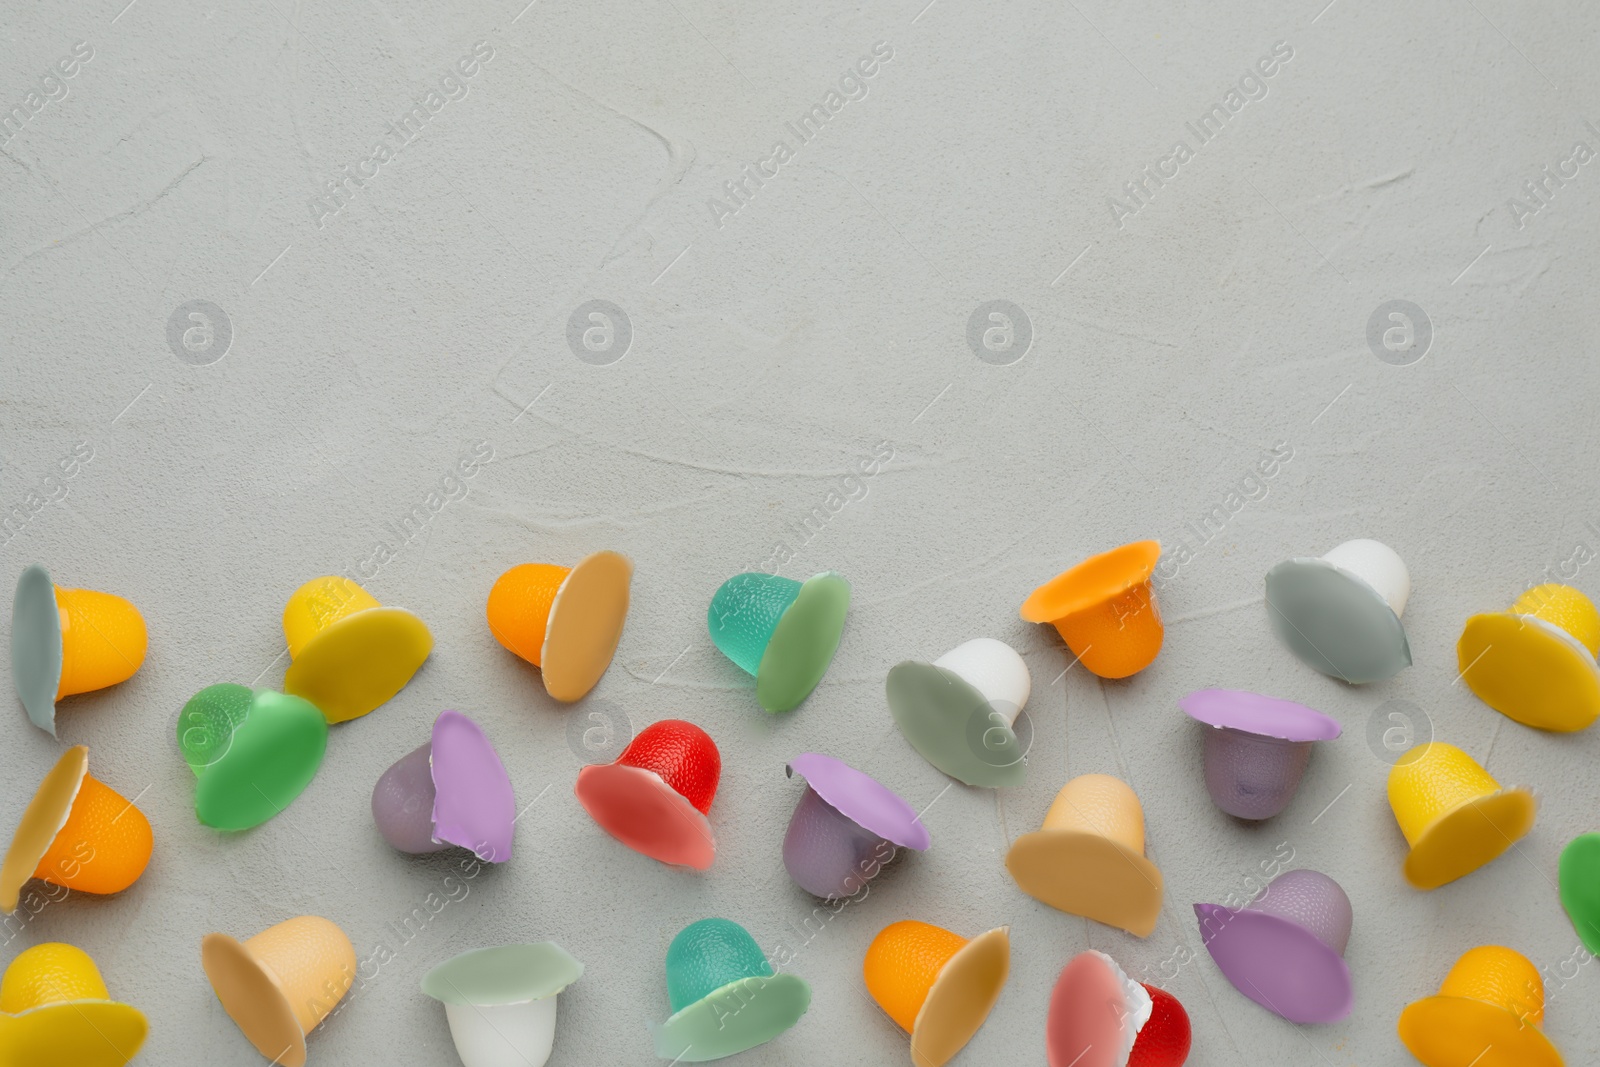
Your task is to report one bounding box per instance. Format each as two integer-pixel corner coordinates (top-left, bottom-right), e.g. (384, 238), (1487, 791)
(654, 918), (810, 1062)
(177, 683), (328, 830)
(707, 572), (849, 713)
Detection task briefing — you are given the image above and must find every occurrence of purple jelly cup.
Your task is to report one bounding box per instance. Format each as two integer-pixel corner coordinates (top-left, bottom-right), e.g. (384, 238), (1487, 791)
(1195, 868), (1353, 1023)
(1179, 689), (1341, 820)
(783, 754), (930, 899)
(371, 709), (516, 863)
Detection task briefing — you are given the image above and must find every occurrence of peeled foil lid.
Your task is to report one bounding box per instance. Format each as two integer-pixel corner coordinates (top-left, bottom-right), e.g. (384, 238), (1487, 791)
(1046, 950), (1152, 1067)
(430, 710), (516, 863)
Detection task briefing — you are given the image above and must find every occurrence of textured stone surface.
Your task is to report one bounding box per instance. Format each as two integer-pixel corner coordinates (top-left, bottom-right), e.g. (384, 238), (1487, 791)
(3, 0), (1599, 1062)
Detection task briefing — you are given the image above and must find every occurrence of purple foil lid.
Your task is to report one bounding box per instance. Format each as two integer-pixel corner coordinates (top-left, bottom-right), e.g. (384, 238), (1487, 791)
(1179, 689), (1341, 742)
(1194, 870), (1353, 1024)
(1194, 904), (1352, 1023)
(430, 710), (516, 863)
(786, 753), (930, 851)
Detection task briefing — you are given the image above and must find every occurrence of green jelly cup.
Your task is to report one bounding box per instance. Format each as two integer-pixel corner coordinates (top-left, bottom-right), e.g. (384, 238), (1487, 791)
(1560, 833), (1600, 955)
(654, 918), (810, 1062)
(178, 684), (329, 830)
(707, 572), (849, 713)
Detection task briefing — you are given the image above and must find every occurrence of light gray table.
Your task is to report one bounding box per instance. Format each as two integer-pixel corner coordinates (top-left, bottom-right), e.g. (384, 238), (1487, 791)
(4, 0), (1599, 1062)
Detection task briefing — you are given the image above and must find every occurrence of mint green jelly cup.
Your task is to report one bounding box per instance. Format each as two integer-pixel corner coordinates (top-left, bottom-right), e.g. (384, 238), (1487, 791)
(707, 572), (849, 713)
(178, 683), (328, 831)
(655, 918), (810, 1062)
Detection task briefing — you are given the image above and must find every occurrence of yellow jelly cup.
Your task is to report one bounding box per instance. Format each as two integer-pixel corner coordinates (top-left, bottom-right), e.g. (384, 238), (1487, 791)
(863, 921), (1010, 1067)
(202, 915), (356, 1067)
(11, 564), (148, 736)
(0, 746), (153, 914)
(1458, 584), (1600, 732)
(1005, 773), (1164, 936)
(282, 577), (432, 723)
(486, 551), (632, 703)
(1387, 742), (1535, 890)
(1398, 945), (1563, 1067)
(0, 942), (147, 1066)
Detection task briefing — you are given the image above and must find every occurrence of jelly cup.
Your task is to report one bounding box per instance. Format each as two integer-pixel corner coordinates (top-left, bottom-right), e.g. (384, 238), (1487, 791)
(1264, 539), (1412, 683)
(281, 576), (432, 723)
(782, 753), (929, 899)
(1458, 583), (1600, 731)
(1559, 832), (1600, 955)
(372, 710), (516, 863)
(178, 684), (328, 830)
(707, 571), (850, 712)
(1006, 774), (1163, 937)
(0, 942), (147, 1067)
(487, 552), (632, 703)
(574, 719), (720, 869)
(1178, 689), (1341, 820)
(0, 746), (152, 914)
(863, 920), (1009, 1067)
(654, 918), (810, 1062)
(886, 638), (1032, 787)
(422, 943), (583, 1067)
(1387, 742), (1534, 890)
(1046, 950), (1191, 1067)
(201, 915), (356, 1067)
(12, 563), (147, 736)
(1020, 541), (1164, 679)
(1194, 869), (1354, 1024)
(1398, 946), (1563, 1067)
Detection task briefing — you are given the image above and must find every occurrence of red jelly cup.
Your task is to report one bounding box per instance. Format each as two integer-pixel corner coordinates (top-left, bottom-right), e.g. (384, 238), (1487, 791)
(574, 719), (720, 870)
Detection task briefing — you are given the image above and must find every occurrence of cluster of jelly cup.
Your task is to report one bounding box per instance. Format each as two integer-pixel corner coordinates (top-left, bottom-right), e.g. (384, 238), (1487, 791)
(11, 531), (1598, 1067)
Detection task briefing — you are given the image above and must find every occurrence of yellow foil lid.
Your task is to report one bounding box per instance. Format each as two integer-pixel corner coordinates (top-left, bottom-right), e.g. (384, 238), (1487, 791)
(1458, 585), (1600, 732)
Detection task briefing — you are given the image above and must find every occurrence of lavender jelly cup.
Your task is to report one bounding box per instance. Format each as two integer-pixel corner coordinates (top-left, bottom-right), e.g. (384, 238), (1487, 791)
(372, 710), (516, 863)
(782, 754), (930, 899)
(1195, 868), (1354, 1024)
(1179, 689), (1341, 820)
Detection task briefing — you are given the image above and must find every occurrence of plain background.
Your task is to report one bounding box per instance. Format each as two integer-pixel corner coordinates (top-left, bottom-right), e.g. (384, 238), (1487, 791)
(4, 0), (1600, 1063)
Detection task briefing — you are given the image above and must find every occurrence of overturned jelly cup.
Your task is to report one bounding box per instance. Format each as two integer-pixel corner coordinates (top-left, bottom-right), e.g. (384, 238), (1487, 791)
(178, 683), (328, 831)
(708, 571), (849, 712)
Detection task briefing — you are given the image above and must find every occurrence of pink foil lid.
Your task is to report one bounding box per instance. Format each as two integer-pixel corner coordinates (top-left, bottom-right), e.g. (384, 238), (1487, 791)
(1046, 950), (1149, 1067)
